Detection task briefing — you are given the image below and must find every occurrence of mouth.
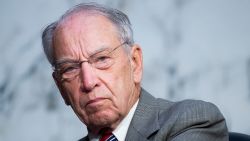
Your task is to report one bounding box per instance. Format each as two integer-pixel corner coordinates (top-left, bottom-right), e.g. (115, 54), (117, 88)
(85, 98), (106, 108)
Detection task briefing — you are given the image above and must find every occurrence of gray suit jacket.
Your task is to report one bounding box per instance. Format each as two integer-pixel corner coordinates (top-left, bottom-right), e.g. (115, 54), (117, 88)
(79, 88), (228, 141)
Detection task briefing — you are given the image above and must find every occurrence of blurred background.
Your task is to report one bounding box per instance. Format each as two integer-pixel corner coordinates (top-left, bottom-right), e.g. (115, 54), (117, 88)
(0, 0), (250, 140)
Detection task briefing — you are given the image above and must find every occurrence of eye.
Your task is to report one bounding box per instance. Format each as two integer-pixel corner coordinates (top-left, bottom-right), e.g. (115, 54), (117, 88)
(92, 55), (113, 69)
(96, 55), (110, 62)
(62, 65), (79, 74)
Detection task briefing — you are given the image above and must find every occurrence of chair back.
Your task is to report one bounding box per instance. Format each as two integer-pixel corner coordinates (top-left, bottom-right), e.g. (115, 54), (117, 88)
(229, 132), (250, 141)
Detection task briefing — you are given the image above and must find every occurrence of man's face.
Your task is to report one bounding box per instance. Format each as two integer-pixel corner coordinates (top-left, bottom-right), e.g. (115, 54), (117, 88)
(52, 14), (142, 133)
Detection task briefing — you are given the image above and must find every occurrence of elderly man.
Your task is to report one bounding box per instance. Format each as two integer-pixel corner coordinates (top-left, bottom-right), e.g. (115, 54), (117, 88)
(42, 3), (228, 141)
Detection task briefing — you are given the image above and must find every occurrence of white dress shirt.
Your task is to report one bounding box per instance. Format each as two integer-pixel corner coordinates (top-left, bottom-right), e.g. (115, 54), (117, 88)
(89, 100), (139, 141)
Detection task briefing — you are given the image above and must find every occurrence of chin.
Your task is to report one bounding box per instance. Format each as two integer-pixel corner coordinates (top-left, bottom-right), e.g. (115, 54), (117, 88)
(87, 111), (120, 130)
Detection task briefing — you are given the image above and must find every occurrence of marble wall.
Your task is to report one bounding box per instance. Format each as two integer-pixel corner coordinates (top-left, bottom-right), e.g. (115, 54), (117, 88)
(0, 0), (249, 140)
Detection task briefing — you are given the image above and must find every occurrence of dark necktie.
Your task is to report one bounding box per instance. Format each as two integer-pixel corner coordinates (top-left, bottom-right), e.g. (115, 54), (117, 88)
(99, 131), (118, 141)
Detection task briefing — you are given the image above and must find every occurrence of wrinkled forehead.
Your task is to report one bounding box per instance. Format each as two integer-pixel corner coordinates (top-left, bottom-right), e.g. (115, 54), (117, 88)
(55, 12), (120, 39)
(52, 13), (123, 60)
(53, 13), (122, 49)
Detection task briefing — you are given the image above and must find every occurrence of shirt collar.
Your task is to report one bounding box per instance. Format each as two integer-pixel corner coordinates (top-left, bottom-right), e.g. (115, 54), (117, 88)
(113, 99), (139, 141)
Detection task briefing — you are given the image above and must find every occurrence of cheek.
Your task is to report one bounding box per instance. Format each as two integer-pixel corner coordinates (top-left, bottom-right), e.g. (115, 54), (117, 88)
(109, 63), (134, 111)
(65, 86), (89, 123)
(62, 81), (82, 106)
(113, 59), (132, 86)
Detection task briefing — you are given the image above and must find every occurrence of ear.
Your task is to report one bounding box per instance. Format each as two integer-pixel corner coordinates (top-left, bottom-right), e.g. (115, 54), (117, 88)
(130, 44), (143, 84)
(52, 72), (71, 105)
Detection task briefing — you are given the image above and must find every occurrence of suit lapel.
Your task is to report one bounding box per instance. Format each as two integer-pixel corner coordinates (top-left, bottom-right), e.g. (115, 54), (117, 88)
(126, 88), (160, 140)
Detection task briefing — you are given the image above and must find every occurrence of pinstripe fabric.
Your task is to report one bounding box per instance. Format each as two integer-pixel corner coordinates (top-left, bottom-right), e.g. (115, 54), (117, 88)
(125, 88), (228, 141)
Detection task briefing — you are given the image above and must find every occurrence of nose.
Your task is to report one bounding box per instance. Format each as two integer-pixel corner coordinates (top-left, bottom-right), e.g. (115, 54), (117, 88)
(79, 62), (99, 93)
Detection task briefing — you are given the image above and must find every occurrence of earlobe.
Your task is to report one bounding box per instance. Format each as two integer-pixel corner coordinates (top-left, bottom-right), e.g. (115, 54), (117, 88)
(131, 44), (143, 84)
(52, 72), (71, 105)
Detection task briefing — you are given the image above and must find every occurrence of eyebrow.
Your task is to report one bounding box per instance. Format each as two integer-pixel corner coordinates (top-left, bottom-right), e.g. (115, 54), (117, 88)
(53, 46), (112, 65)
(54, 58), (78, 67)
(88, 46), (111, 57)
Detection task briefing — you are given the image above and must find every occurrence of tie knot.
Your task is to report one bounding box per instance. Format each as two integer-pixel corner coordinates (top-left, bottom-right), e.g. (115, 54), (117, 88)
(99, 131), (118, 141)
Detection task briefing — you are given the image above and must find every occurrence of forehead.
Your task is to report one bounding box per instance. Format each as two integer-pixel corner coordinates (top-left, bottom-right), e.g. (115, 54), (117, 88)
(55, 13), (120, 44)
(53, 13), (121, 59)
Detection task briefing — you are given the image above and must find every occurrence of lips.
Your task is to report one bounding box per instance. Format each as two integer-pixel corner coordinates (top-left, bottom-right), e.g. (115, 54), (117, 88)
(85, 97), (106, 107)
